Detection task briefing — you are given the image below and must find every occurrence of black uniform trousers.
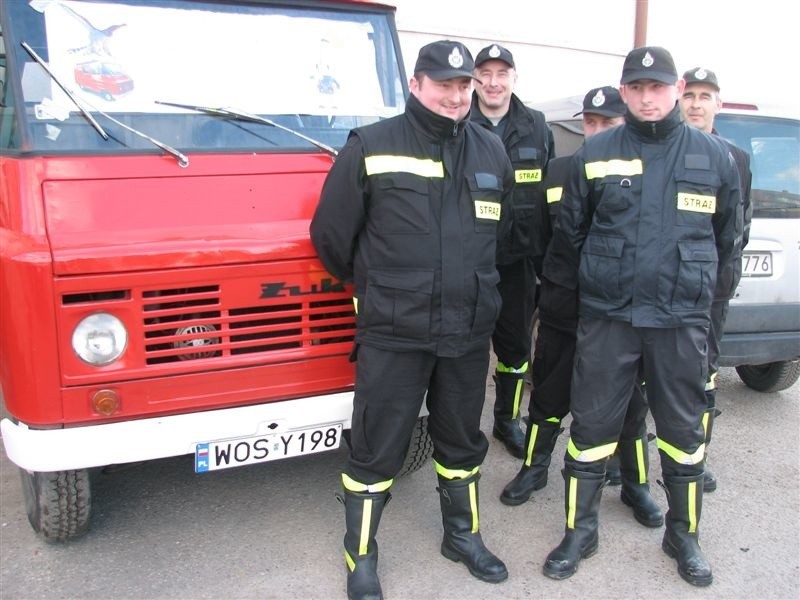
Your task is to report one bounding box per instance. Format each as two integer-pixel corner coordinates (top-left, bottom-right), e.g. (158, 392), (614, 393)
(346, 342), (491, 484)
(706, 298), (729, 407)
(492, 256), (537, 369)
(567, 318), (708, 478)
(528, 280), (649, 437)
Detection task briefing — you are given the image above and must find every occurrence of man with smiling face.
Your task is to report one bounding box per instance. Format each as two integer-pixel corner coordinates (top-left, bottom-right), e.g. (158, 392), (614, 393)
(542, 47), (742, 587)
(311, 40), (514, 600)
(680, 67), (752, 494)
(470, 44), (554, 460)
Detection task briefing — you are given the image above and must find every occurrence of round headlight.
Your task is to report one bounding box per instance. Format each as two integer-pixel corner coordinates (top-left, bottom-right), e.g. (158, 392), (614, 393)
(72, 313), (128, 366)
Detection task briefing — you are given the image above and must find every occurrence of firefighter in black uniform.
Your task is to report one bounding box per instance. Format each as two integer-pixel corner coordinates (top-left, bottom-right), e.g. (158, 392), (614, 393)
(310, 40), (515, 600)
(470, 44), (554, 458)
(541, 47), (742, 587)
(680, 66), (752, 493)
(501, 86), (663, 531)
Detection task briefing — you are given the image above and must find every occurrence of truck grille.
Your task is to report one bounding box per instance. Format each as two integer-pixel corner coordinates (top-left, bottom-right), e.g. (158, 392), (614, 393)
(141, 285), (354, 365)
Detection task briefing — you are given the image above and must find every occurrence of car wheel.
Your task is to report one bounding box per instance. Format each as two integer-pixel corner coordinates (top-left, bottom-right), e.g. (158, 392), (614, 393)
(20, 468), (91, 542)
(735, 360), (800, 393)
(398, 416), (434, 477)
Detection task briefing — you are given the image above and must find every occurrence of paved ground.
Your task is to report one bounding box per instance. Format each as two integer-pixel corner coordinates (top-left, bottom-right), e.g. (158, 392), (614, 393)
(1, 366), (798, 600)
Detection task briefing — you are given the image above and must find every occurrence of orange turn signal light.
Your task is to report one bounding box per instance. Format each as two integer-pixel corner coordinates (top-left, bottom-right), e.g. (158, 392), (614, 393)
(92, 389), (120, 416)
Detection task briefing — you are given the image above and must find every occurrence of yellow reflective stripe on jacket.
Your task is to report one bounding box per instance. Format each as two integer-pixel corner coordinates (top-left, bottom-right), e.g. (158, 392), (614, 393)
(341, 473), (393, 493)
(656, 438), (705, 465)
(702, 411), (710, 436)
(352, 297), (358, 315)
(364, 155), (444, 178)
(546, 186), (563, 203)
(434, 460), (479, 480)
(677, 193), (716, 214)
(515, 168), (542, 183)
(567, 437), (617, 462)
(584, 159), (643, 179)
(345, 550), (355, 571)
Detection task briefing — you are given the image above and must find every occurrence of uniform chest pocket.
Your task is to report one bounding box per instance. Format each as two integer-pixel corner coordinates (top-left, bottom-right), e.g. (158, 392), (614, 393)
(467, 173), (503, 234)
(595, 175), (642, 223)
(511, 147), (543, 185)
(372, 173), (430, 234)
(674, 170), (720, 228)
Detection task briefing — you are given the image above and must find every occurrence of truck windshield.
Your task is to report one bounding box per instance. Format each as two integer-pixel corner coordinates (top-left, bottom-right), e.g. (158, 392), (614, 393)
(0, 0), (406, 154)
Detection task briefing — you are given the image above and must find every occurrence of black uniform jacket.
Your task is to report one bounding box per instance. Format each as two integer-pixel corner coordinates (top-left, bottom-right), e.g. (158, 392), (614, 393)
(470, 93), (554, 264)
(548, 104), (743, 328)
(310, 93), (515, 357)
(540, 155), (571, 247)
(716, 134), (753, 296)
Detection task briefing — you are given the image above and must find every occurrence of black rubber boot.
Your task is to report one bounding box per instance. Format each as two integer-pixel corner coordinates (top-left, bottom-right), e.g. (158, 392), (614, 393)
(492, 371), (526, 459)
(500, 421), (561, 505)
(618, 434), (664, 528)
(543, 468), (605, 580)
(702, 407), (719, 493)
(437, 472), (508, 583)
(605, 453), (622, 486)
(338, 489), (391, 600)
(661, 473), (713, 587)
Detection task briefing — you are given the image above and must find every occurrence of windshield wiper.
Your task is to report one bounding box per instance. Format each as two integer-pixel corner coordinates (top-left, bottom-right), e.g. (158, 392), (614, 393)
(21, 42), (108, 140)
(22, 42), (189, 168)
(155, 101), (338, 158)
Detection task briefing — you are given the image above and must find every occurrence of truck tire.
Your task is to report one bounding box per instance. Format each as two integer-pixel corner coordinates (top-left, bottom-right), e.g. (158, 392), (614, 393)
(398, 416), (434, 477)
(20, 468), (91, 542)
(735, 360), (800, 393)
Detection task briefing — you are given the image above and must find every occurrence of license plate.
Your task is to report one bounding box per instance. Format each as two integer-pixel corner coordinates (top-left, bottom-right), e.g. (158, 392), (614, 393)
(741, 252), (773, 277)
(194, 423), (343, 472)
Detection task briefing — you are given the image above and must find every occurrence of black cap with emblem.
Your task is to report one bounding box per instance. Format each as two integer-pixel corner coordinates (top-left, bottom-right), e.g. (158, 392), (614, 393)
(683, 67), (720, 91)
(474, 44), (515, 69)
(414, 40), (477, 81)
(573, 86), (626, 117)
(620, 46), (678, 85)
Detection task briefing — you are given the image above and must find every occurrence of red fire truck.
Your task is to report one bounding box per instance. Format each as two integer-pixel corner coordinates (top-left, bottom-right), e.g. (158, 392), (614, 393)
(0, 0), (431, 541)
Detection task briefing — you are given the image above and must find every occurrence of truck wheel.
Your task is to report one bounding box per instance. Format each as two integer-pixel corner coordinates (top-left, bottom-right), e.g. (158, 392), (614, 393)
(735, 360), (800, 393)
(20, 468), (91, 542)
(398, 416), (434, 477)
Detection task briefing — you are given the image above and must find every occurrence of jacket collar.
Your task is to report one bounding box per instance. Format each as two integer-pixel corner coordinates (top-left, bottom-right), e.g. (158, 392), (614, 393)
(405, 93), (470, 139)
(470, 92), (534, 132)
(625, 102), (683, 141)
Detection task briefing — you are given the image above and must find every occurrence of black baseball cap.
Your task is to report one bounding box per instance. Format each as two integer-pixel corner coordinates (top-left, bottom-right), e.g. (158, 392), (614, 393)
(620, 46), (678, 85)
(474, 44), (515, 69)
(414, 40), (477, 81)
(573, 86), (626, 118)
(683, 67), (720, 91)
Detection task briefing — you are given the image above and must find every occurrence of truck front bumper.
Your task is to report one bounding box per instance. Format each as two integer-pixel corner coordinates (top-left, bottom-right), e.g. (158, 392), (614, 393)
(1, 391), (354, 472)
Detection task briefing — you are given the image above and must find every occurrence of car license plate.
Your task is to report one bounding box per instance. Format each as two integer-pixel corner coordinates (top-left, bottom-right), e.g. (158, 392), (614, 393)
(741, 252), (773, 277)
(194, 423), (343, 472)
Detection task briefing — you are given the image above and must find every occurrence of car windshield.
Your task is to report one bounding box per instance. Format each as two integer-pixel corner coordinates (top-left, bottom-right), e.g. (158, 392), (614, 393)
(0, 0), (406, 154)
(714, 114), (800, 218)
